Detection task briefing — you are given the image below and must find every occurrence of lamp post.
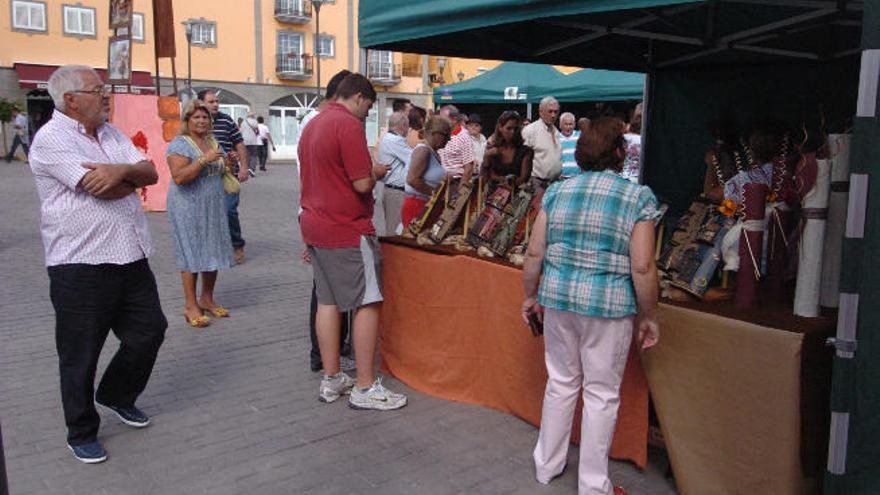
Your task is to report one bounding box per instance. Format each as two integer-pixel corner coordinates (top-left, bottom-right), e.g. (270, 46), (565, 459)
(437, 56), (447, 85)
(312, 0), (325, 100)
(183, 21), (193, 98)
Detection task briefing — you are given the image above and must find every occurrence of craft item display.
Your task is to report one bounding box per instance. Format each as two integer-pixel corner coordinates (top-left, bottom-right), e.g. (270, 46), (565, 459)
(669, 214), (733, 298)
(794, 159), (832, 317)
(484, 186), (534, 256)
(405, 180), (448, 237)
(428, 180), (474, 243)
(468, 186), (513, 246)
(820, 134), (851, 309)
(735, 183), (768, 309)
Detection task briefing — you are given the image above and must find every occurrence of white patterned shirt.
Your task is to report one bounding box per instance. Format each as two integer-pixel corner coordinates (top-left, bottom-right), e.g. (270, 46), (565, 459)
(29, 110), (153, 266)
(522, 120), (562, 180)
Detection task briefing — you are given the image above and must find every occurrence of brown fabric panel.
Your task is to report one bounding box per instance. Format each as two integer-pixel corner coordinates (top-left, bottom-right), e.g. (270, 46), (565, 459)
(151, 0), (176, 58)
(643, 305), (806, 495)
(379, 243), (649, 468)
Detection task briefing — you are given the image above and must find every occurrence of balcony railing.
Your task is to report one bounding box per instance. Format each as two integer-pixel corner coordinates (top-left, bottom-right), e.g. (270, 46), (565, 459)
(402, 61), (422, 78)
(367, 62), (402, 85)
(276, 53), (314, 80)
(274, 0), (312, 23)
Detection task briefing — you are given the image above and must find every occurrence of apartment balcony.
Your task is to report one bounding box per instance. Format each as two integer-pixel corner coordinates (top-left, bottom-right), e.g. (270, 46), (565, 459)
(367, 62), (401, 86)
(276, 53), (314, 80)
(274, 0), (312, 23)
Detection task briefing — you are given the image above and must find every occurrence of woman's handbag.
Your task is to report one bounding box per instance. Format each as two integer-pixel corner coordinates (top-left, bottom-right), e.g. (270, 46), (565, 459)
(221, 166), (241, 194)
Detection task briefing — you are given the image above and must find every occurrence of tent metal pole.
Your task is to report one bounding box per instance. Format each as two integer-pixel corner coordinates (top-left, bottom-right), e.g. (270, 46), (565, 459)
(526, 102), (532, 120)
(824, 13), (879, 486)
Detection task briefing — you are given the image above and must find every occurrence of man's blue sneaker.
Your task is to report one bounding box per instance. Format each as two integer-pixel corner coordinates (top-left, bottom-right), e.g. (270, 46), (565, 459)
(68, 441), (107, 464)
(95, 400), (151, 428)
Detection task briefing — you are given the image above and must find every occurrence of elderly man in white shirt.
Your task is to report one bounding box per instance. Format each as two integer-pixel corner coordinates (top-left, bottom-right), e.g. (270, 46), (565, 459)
(375, 111), (412, 235)
(29, 65), (167, 464)
(522, 96), (562, 193)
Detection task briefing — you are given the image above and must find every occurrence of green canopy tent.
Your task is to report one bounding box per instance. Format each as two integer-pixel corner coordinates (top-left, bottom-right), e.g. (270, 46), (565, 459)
(360, 1), (877, 493)
(543, 68), (646, 103)
(435, 63), (645, 104)
(434, 62), (566, 104)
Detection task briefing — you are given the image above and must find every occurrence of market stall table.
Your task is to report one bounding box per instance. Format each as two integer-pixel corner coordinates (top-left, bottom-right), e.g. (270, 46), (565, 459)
(379, 239), (832, 493)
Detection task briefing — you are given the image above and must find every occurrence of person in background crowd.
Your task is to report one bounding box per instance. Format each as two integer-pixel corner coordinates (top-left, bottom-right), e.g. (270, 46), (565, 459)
(401, 116), (452, 227)
(30, 65), (167, 464)
(621, 111), (642, 183)
(257, 116), (275, 171)
(522, 96), (562, 194)
(198, 89), (250, 264)
(482, 111), (533, 190)
(5, 106), (29, 162)
(375, 111), (412, 235)
(406, 106), (427, 148)
(237, 117), (243, 128)
(438, 105), (466, 135)
(522, 116), (660, 495)
(439, 111), (476, 183)
(466, 113), (487, 174)
(392, 98), (412, 114)
(577, 117), (590, 135)
(558, 112), (581, 179)
(239, 112), (263, 176)
(165, 99), (237, 328)
(299, 69), (355, 373)
(299, 73), (407, 410)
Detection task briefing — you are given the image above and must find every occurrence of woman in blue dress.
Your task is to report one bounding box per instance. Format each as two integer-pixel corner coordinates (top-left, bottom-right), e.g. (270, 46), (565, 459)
(166, 100), (235, 327)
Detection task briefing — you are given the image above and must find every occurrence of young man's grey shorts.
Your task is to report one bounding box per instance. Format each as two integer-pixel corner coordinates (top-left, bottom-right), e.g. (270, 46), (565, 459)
(308, 235), (383, 312)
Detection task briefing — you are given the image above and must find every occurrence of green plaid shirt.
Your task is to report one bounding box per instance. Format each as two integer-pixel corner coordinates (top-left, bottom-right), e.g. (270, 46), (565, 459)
(538, 170), (661, 318)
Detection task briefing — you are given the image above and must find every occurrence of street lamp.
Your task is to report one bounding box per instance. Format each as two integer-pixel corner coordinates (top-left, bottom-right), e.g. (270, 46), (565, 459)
(437, 56), (447, 85)
(183, 21), (193, 98)
(312, 0), (326, 101)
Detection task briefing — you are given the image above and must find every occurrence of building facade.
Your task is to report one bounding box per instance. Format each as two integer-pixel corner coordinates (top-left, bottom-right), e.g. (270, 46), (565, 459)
(0, 0), (503, 159)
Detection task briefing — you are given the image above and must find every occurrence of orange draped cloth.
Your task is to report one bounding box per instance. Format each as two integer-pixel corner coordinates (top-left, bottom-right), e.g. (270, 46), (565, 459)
(379, 242), (649, 468)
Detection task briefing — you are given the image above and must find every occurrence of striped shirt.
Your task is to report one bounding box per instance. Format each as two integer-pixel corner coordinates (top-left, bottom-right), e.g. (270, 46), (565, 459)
(559, 129), (580, 178)
(29, 110), (152, 266)
(211, 111), (243, 154)
(538, 170), (661, 318)
(438, 131), (475, 177)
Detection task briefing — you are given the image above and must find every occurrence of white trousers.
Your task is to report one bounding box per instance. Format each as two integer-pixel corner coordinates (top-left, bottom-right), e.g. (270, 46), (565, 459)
(534, 308), (633, 495)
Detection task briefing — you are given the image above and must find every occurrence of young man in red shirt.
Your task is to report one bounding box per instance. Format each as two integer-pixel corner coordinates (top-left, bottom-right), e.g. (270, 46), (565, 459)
(298, 73), (407, 411)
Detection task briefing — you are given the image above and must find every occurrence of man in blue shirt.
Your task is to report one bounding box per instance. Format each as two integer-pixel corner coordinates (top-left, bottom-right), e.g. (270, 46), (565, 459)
(375, 111), (412, 235)
(198, 89), (250, 263)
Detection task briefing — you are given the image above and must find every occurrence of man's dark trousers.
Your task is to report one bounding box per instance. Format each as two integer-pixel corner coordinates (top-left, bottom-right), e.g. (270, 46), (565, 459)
(4, 135), (29, 162)
(226, 192), (245, 249)
(309, 282), (351, 371)
(48, 259), (167, 446)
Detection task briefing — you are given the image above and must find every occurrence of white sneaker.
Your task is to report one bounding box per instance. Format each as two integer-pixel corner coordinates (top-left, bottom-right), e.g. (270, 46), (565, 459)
(318, 372), (355, 403)
(348, 377), (407, 411)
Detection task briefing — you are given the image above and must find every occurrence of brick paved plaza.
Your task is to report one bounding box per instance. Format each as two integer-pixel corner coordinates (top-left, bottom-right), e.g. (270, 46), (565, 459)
(0, 161), (678, 495)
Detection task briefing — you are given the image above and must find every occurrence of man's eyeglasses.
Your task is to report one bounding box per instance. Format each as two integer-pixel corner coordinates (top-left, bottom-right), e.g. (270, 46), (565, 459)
(70, 87), (109, 97)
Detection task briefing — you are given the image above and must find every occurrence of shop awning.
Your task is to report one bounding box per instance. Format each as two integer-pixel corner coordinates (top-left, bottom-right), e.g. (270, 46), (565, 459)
(14, 63), (155, 94)
(360, 1), (863, 72)
(434, 62), (566, 104)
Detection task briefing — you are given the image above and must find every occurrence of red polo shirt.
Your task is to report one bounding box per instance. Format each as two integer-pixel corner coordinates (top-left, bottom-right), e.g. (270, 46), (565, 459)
(298, 102), (375, 248)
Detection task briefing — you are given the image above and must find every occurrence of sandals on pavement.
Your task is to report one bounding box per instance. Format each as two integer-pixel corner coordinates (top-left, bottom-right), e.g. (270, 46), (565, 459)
(202, 306), (230, 318)
(185, 314), (210, 328)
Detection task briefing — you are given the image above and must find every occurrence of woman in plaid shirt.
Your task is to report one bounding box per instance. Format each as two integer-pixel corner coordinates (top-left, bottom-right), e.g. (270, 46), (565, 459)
(522, 117), (661, 495)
